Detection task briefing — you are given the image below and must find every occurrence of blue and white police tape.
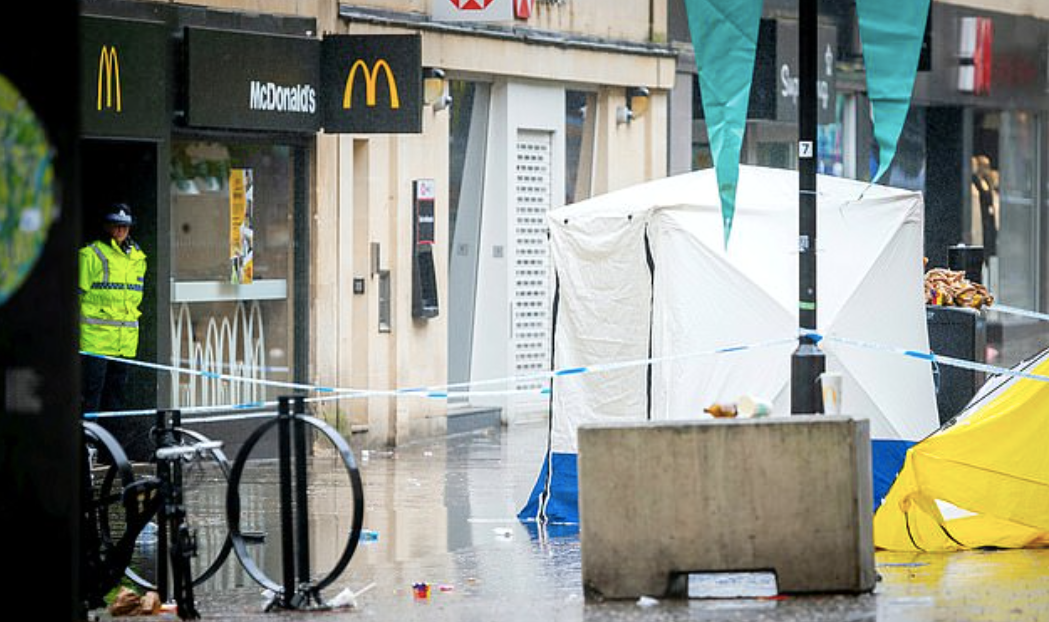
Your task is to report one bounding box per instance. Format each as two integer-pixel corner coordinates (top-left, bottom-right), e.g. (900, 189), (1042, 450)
(81, 351), (334, 394)
(82, 317), (1049, 421)
(80, 336), (796, 418)
(818, 332), (1049, 385)
(988, 304), (1049, 323)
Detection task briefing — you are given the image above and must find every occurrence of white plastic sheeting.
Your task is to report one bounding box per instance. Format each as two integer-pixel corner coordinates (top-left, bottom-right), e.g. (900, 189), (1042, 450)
(547, 165), (938, 454)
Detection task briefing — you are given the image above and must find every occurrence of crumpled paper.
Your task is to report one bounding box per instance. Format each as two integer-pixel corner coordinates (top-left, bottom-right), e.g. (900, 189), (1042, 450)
(107, 587), (162, 616)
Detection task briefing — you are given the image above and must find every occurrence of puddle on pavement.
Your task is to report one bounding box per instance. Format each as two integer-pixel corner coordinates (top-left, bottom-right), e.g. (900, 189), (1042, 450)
(108, 419), (1049, 622)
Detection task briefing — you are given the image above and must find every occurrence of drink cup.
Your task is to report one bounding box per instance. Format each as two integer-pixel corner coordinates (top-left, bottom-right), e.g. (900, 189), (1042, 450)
(738, 395), (773, 418)
(820, 372), (843, 415)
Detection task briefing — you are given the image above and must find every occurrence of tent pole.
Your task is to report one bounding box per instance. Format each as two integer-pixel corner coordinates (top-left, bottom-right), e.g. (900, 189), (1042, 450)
(791, 0), (826, 414)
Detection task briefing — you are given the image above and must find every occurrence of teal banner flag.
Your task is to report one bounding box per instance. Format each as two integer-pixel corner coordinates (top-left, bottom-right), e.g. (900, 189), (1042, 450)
(684, 0), (764, 247)
(856, 0), (930, 182)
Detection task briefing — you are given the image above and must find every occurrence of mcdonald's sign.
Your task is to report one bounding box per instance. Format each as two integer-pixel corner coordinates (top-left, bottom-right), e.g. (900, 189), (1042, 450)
(80, 16), (167, 138)
(97, 45), (121, 112)
(343, 59), (401, 110)
(321, 35), (421, 134)
(185, 27), (321, 132)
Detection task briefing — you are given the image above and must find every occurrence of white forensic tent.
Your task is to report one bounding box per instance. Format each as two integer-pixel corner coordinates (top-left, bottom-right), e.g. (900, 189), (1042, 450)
(520, 165), (940, 524)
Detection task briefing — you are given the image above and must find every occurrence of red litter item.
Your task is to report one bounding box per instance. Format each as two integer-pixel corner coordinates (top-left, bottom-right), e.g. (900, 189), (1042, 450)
(412, 583), (431, 599)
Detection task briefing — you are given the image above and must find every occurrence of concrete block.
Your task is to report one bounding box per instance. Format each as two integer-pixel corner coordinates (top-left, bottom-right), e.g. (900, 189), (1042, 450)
(578, 416), (874, 599)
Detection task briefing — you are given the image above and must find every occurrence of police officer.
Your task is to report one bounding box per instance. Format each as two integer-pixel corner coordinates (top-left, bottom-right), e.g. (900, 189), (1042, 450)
(78, 202), (147, 420)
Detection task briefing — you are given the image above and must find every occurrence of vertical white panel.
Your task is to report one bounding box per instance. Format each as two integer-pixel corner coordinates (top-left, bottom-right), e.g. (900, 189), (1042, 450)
(512, 130), (553, 391)
(471, 80), (564, 422)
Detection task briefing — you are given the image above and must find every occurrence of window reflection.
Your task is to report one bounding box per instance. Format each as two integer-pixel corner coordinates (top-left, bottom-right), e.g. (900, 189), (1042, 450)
(169, 140), (296, 408)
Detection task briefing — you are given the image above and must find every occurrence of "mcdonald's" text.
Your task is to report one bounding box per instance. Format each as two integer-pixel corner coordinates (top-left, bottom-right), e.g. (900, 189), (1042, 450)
(249, 81), (317, 114)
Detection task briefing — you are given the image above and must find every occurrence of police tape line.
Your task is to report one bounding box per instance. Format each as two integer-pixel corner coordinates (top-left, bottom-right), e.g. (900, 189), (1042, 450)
(80, 318), (1049, 421)
(81, 337), (797, 419)
(814, 332), (1049, 384)
(987, 304), (1049, 323)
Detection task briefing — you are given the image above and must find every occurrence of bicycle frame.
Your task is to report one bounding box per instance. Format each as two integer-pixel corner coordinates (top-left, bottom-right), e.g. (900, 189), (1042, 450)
(80, 411), (225, 621)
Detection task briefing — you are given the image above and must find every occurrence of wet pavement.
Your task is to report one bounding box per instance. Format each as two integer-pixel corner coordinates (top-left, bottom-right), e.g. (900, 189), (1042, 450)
(89, 416), (1049, 622)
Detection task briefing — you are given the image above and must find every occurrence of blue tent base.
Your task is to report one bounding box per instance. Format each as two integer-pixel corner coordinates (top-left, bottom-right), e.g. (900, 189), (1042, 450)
(871, 438), (914, 510)
(518, 439), (915, 526)
(517, 452), (579, 525)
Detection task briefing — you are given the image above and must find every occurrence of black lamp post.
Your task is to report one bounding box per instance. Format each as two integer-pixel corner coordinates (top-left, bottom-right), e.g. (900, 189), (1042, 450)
(791, 0), (826, 414)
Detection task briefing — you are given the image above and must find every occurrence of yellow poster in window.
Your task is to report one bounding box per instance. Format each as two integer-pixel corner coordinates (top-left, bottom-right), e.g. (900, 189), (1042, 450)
(229, 168), (254, 284)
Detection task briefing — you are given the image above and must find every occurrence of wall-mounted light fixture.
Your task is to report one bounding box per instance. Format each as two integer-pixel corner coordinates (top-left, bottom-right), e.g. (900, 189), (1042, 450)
(423, 67), (453, 111)
(616, 86), (651, 125)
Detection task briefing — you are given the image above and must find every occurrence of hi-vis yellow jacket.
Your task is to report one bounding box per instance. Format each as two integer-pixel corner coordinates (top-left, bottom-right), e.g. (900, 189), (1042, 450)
(78, 238), (147, 357)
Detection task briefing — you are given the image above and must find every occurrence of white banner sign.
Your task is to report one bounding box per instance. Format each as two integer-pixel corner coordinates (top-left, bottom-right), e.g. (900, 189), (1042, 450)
(432, 0), (513, 22)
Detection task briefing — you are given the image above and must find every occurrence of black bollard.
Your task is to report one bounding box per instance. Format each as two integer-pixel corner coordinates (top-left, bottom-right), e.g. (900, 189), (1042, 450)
(277, 396), (296, 608)
(292, 396), (313, 602)
(153, 409), (176, 601)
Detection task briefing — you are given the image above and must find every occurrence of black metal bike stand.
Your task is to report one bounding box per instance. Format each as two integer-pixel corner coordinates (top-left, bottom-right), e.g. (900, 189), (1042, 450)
(228, 394), (365, 612)
(292, 396), (318, 609)
(153, 409), (200, 620)
(272, 395), (324, 611)
(154, 410), (172, 602)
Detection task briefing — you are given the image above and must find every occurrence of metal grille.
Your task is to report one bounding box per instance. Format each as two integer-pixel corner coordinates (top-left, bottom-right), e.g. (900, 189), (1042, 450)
(512, 130), (552, 391)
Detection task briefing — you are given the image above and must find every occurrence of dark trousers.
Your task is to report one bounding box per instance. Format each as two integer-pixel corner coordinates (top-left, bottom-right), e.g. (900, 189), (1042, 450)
(81, 354), (128, 414)
(81, 354), (152, 461)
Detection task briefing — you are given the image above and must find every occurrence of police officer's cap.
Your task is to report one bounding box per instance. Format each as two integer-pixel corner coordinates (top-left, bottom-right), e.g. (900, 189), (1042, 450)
(103, 203), (135, 226)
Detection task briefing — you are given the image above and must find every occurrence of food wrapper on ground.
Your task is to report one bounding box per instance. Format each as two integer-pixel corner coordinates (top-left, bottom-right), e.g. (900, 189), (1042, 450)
(107, 587), (141, 616)
(139, 591), (162, 615)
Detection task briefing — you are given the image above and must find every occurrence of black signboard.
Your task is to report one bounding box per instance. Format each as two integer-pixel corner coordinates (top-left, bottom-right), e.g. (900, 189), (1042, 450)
(775, 21), (838, 125)
(185, 27), (321, 132)
(80, 16), (168, 138)
(322, 35), (422, 134)
(693, 19), (776, 121)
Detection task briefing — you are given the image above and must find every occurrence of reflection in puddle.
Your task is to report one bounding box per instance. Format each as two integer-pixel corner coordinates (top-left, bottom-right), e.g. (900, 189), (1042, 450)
(113, 420), (1049, 622)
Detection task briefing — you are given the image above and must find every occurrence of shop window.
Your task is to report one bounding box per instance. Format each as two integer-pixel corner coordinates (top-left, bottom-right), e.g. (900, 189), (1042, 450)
(993, 112), (1038, 321)
(691, 121), (713, 170)
(565, 90), (596, 204)
(817, 94), (848, 177)
(447, 80), (489, 389)
(169, 140), (298, 409)
(448, 80), (478, 260)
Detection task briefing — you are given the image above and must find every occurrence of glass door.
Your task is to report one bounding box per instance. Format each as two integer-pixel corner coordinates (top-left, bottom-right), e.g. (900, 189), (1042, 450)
(996, 111), (1038, 312)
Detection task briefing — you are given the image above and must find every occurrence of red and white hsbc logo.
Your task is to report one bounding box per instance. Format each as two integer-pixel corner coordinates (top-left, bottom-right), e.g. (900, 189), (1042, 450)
(433, 0), (513, 21)
(515, 0), (534, 19)
(449, 0), (495, 8)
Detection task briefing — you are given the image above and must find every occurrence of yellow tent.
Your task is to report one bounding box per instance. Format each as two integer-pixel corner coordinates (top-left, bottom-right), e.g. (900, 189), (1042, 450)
(874, 349), (1049, 551)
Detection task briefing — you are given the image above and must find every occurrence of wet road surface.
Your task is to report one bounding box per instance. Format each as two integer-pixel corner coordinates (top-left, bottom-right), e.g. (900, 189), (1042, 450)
(90, 416), (1049, 621)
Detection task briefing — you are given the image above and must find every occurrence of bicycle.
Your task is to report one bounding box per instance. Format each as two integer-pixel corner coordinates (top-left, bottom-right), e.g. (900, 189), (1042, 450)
(81, 398), (368, 616)
(80, 410), (232, 620)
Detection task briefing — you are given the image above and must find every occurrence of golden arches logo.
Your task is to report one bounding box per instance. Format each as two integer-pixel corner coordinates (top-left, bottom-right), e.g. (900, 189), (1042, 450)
(97, 45), (121, 112)
(342, 59), (400, 110)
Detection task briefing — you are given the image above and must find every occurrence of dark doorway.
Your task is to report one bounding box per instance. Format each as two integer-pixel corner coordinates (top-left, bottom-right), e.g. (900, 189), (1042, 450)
(80, 139), (159, 460)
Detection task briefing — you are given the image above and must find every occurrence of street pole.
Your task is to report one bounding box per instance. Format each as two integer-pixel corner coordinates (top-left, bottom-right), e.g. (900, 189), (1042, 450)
(791, 0), (826, 414)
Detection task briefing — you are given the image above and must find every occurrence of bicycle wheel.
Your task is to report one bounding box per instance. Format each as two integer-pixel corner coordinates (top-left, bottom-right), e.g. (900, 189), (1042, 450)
(226, 414), (365, 599)
(124, 427), (234, 591)
(82, 421), (156, 609)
